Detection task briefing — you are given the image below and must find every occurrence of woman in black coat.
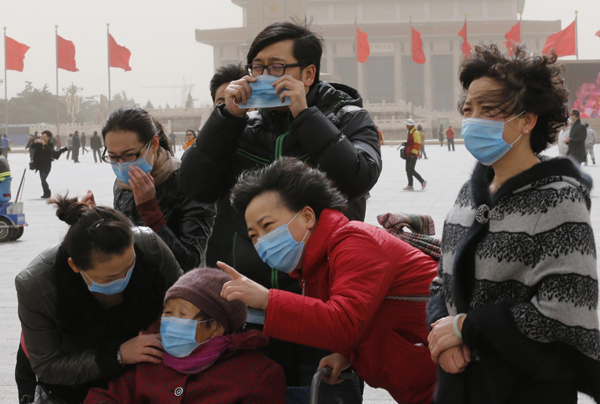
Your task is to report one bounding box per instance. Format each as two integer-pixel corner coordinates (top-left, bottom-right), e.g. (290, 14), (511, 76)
(83, 108), (216, 271)
(30, 130), (66, 198)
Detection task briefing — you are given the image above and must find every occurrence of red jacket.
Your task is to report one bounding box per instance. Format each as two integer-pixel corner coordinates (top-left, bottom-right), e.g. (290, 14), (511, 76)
(406, 128), (422, 156)
(264, 210), (438, 404)
(445, 128), (455, 139)
(84, 350), (285, 404)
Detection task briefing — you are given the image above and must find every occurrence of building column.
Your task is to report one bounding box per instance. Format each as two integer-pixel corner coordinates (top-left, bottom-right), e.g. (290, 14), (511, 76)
(394, 40), (404, 102)
(424, 39), (433, 111)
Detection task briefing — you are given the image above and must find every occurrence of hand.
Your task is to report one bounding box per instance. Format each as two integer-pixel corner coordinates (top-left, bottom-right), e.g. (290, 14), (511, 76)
(218, 261), (270, 310)
(428, 315), (466, 363)
(129, 166), (156, 206)
(119, 334), (163, 365)
(318, 353), (351, 385)
(81, 190), (97, 207)
(273, 76), (308, 118)
(564, 137), (570, 144)
(437, 344), (471, 374)
(224, 75), (256, 118)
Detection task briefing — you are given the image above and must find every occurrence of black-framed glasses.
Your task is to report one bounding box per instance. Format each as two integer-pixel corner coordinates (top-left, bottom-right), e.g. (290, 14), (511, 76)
(245, 63), (304, 77)
(102, 141), (151, 164)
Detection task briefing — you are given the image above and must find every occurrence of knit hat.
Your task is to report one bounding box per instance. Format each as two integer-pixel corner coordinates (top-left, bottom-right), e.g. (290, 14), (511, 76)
(164, 267), (247, 334)
(405, 119), (415, 126)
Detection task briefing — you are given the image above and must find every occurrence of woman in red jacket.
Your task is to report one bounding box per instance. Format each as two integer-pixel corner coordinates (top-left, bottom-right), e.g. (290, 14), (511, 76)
(219, 157), (438, 403)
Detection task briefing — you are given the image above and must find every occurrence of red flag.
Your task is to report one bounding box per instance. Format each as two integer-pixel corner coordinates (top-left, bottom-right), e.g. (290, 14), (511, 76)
(596, 30), (600, 38)
(411, 27), (426, 64)
(504, 21), (521, 56)
(5, 36), (29, 72)
(109, 34), (132, 71)
(57, 35), (78, 72)
(458, 22), (472, 57)
(542, 20), (576, 57)
(356, 27), (370, 63)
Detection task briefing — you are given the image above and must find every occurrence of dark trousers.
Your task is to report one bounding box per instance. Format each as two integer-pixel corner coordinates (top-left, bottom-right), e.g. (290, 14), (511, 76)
(420, 143), (427, 159)
(92, 148), (102, 163)
(72, 149), (79, 163)
(406, 156), (424, 186)
(16, 344), (36, 403)
(39, 170), (50, 196)
(448, 138), (455, 151)
(66, 147), (71, 160)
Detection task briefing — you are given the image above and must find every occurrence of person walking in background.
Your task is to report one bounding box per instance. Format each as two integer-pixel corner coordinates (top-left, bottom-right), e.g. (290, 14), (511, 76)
(30, 130), (66, 198)
(81, 132), (88, 154)
(66, 134), (73, 160)
(169, 132), (176, 150)
(72, 131), (80, 163)
(446, 126), (455, 151)
(90, 131), (102, 163)
(183, 129), (196, 150)
(402, 119), (426, 191)
(25, 134), (36, 162)
(439, 124), (444, 147)
(418, 125), (428, 159)
(565, 109), (587, 165)
(584, 122), (596, 165)
(557, 119), (571, 156)
(1, 135), (9, 159)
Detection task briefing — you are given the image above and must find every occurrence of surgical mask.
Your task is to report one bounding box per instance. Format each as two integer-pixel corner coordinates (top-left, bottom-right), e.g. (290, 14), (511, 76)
(239, 75), (291, 109)
(254, 211), (308, 273)
(461, 111), (526, 166)
(111, 145), (154, 184)
(161, 316), (211, 358)
(80, 260), (135, 295)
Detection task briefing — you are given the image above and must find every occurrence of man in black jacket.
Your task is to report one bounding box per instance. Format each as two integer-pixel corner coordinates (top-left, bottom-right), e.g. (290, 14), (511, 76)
(71, 131), (80, 163)
(566, 109), (587, 164)
(31, 130), (66, 198)
(90, 131), (102, 163)
(179, 21), (381, 388)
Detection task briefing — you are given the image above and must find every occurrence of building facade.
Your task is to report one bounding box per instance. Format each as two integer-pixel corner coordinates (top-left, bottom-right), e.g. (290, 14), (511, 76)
(196, 0), (561, 116)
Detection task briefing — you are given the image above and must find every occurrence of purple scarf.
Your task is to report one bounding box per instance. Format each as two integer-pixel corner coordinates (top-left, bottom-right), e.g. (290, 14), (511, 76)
(163, 335), (230, 375)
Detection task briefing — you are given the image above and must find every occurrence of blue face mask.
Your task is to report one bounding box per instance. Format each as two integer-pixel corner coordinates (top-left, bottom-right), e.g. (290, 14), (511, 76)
(239, 75), (291, 110)
(111, 144), (154, 184)
(254, 211), (308, 273)
(161, 316), (211, 358)
(461, 111), (526, 166)
(80, 259), (135, 295)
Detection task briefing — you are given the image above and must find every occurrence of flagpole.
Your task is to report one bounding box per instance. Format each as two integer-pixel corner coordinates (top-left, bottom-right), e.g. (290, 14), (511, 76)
(55, 25), (60, 138)
(4, 27), (7, 138)
(409, 15), (414, 119)
(107, 23), (111, 111)
(575, 10), (579, 60)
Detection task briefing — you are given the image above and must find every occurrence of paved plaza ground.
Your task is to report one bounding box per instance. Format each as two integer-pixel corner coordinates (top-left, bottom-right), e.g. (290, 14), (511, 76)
(1, 142), (598, 403)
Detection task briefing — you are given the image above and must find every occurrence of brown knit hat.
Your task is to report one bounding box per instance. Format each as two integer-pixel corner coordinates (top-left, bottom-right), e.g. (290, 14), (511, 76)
(164, 267), (247, 334)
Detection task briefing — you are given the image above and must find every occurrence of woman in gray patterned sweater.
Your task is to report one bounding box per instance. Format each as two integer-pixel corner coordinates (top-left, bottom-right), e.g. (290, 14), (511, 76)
(427, 44), (600, 404)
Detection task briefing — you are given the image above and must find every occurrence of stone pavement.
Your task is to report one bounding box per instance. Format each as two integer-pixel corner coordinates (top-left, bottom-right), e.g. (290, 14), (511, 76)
(0, 143), (598, 403)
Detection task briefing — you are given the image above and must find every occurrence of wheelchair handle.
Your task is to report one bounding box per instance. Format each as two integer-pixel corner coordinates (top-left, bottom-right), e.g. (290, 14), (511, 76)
(310, 367), (356, 404)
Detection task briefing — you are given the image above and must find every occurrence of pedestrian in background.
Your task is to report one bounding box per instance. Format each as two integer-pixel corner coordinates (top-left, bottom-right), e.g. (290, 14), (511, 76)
(438, 124), (444, 147)
(557, 120), (571, 156)
(446, 126), (455, 151)
(183, 129), (196, 150)
(67, 134), (73, 160)
(72, 131), (81, 163)
(402, 119), (427, 191)
(418, 125), (428, 159)
(584, 122), (596, 165)
(81, 132), (88, 154)
(90, 131), (102, 163)
(565, 109), (586, 165)
(25, 134), (36, 162)
(1, 134), (9, 159)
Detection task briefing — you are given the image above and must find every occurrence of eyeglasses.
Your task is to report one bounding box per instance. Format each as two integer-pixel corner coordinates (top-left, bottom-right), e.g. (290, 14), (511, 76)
(245, 63), (304, 77)
(102, 141), (151, 164)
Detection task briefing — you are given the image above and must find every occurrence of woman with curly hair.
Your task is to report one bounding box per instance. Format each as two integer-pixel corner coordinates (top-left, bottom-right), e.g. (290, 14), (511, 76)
(426, 44), (600, 403)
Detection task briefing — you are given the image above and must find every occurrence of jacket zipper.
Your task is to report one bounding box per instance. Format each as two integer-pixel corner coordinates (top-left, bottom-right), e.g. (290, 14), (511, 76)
(302, 279), (306, 296)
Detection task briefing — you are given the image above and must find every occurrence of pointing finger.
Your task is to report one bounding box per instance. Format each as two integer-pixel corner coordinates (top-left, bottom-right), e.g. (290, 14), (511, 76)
(217, 261), (242, 280)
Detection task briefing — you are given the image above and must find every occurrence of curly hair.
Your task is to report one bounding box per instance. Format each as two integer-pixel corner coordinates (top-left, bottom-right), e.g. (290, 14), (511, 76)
(458, 44), (569, 153)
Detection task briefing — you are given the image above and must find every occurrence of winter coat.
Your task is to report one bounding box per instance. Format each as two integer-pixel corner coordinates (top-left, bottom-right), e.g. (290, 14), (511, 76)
(84, 349), (285, 404)
(15, 227), (182, 399)
(446, 128), (455, 139)
(263, 209), (438, 403)
(114, 169), (216, 272)
(72, 134), (81, 149)
(567, 120), (587, 163)
(31, 142), (61, 173)
(406, 128), (422, 156)
(90, 134), (102, 150)
(427, 157), (600, 404)
(81, 135), (87, 147)
(585, 126), (597, 146)
(178, 81), (382, 296)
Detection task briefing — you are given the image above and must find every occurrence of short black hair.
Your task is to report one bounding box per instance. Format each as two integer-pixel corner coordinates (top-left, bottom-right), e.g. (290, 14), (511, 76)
(458, 44), (569, 153)
(231, 157), (347, 218)
(209, 63), (247, 102)
(246, 20), (323, 89)
(186, 129), (196, 135)
(571, 109), (581, 118)
(41, 130), (53, 138)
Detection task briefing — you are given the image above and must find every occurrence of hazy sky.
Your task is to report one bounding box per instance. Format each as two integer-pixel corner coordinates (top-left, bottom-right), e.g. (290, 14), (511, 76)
(1, 0), (599, 108)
